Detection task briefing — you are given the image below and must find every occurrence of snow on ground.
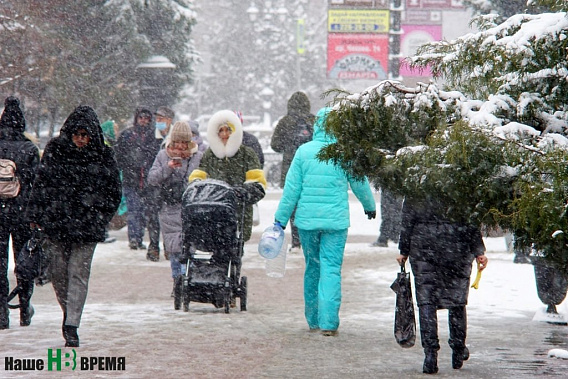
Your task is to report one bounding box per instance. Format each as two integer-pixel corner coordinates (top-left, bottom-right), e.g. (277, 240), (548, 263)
(252, 190), (567, 321)
(3, 189), (567, 378)
(6, 189), (567, 326)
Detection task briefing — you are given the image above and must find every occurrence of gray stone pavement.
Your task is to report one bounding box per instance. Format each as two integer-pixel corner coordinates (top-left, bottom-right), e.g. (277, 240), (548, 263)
(2, 216), (568, 377)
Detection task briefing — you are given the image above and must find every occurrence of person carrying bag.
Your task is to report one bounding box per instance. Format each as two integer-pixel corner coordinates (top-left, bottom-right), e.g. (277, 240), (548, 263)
(0, 96), (41, 329)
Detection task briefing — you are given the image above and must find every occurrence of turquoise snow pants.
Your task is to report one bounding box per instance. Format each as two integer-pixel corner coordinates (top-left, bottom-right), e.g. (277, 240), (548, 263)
(298, 228), (348, 331)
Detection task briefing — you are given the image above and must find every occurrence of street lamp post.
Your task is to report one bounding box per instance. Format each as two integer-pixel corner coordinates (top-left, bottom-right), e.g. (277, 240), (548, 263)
(260, 85), (274, 128)
(136, 55), (176, 110)
(389, 0), (404, 80)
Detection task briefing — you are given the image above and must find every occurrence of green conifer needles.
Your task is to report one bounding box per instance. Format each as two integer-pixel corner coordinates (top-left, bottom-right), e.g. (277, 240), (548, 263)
(319, 80), (568, 270)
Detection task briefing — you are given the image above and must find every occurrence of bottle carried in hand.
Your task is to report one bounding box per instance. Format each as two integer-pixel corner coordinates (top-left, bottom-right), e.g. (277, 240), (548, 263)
(258, 223), (287, 278)
(258, 223), (285, 259)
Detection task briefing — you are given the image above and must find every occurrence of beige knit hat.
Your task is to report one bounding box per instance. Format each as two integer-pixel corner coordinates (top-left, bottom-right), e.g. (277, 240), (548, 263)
(169, 121), (192, 142)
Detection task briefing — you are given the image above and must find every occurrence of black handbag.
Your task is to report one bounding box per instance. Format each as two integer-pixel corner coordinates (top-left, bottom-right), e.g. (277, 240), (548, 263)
(390, 265), (416, 348)
(7, 229), (49, 309)
(14, 228), (49, 285)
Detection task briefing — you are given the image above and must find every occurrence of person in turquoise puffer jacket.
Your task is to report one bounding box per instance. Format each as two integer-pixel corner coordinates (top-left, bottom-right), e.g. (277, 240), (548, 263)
(274, 107), (376, 336)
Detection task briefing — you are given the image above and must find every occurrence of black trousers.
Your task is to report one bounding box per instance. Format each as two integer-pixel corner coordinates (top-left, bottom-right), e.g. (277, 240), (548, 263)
(146, 208), (161, 250)
(419, 305), (467, 352)
(0, 221), (33, 327)
(290, 208), (300, 248)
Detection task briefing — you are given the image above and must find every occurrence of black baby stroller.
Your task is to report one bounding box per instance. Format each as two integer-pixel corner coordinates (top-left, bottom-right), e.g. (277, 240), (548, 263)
(178, 179), (248, 313)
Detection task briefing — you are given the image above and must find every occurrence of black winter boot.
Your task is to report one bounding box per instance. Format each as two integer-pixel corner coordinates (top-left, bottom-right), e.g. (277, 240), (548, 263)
(419, 305), (440, 374)
(173, 276), (183, 310)
(449, 306), (468, 369)
(423, 349), (438, 374)
(63, 325), (79, 347)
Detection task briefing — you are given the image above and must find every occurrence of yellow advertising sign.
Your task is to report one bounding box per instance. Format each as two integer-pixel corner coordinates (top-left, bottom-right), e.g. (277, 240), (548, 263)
(328, 9), (390, 33)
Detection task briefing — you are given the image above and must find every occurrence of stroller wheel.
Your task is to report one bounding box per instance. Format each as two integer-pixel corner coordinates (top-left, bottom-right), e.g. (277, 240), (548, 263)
(240, 276), (247, 312)
(224, 297), (230, 314)
(223, 288), (231, 314)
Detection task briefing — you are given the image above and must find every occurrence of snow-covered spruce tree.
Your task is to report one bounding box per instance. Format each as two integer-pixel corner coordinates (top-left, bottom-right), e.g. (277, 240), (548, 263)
(320, 82), (522, 228)
(409, 7), (568, 120)
(463, 0), (552, 23)
(320, 3), (568, 270)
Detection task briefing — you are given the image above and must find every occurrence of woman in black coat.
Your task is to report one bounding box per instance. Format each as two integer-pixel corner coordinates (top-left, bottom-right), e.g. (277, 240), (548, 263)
(27, 105), (121, 347)
(396, 195), (488, 374)
(0, 96), (40, 329)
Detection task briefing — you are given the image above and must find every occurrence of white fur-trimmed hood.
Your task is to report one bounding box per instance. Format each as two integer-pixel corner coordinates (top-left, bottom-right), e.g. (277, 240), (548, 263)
(207, 110), (243, 159)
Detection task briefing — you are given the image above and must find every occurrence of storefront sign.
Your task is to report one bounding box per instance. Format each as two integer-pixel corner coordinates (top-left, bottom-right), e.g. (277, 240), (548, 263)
(406, 0), (463, 9)
(328, 9), (390, 33)
(329, 0), (389, 7)
(327, 33), (389, 79)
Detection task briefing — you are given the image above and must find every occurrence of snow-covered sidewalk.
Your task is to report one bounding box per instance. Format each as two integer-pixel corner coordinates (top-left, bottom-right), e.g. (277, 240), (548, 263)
(2, 191), (567, 378)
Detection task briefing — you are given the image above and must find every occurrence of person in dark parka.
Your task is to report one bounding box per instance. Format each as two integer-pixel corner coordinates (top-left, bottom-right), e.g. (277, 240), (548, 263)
(0, 96), (41, 329)
(114, 107), (161, 251)
(270, 91), (315, 251)
(396, 195), (488, 374)
(26, 105), (121, 347)
(235, 110), (264, 168)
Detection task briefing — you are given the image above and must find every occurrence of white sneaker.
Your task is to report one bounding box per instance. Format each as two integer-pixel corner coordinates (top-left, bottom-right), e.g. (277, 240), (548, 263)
(289, 246), (302, 254)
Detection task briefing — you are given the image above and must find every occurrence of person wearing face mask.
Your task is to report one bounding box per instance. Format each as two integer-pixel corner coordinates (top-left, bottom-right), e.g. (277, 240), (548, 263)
(26, 105), (121, 347)
(137, 106), (176, 262)
(154, 106), (175, 141)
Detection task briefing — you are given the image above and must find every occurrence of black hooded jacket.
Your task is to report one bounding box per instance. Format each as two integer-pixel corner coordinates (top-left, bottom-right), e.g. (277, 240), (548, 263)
(26, 106), (122, 242)
(0, 96), (40, 222)
(114, 107), (161, 193)
(270, 92), (315, 187)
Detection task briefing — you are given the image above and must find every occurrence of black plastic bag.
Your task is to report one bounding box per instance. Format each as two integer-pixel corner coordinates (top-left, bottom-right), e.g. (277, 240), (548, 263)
(390, 265), (416, 348)
(15, 229), (49, 286)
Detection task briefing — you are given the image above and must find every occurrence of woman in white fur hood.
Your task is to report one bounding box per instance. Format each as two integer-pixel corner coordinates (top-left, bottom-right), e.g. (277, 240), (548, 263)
(189, 110), (266, 242)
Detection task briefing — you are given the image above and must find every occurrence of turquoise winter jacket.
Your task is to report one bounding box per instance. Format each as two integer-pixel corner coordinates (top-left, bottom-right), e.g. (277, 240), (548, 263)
(274, 107), (376, 230)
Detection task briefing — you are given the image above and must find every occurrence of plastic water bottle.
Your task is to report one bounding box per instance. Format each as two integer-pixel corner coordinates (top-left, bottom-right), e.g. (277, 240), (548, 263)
(258, 224), (285, 259)
(258, 223), (287, 277)
(265, 240), (287, 278)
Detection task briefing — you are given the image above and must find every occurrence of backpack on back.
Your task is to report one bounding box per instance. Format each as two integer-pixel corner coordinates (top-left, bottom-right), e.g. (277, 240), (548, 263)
(0, 158), (21, 198)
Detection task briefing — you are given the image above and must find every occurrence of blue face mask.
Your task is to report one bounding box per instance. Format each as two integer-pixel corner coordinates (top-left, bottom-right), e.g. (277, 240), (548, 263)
(155, 122), (167, 131)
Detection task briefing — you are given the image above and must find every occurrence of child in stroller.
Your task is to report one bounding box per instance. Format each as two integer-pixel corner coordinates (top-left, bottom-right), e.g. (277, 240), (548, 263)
(178, 179), (248, 313)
